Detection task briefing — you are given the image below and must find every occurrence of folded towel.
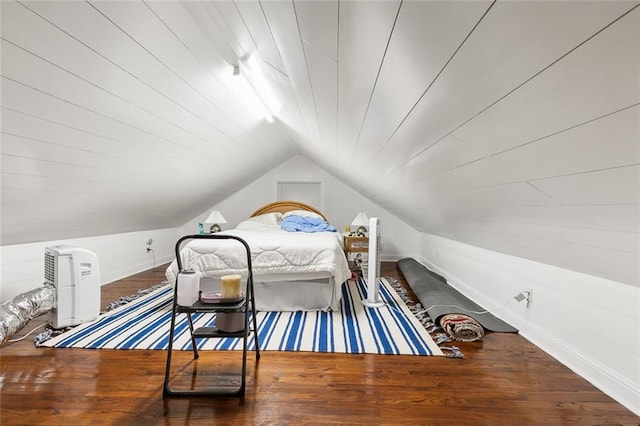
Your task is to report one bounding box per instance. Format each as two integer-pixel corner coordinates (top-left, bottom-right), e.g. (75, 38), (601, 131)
(439, 313), (485, 342)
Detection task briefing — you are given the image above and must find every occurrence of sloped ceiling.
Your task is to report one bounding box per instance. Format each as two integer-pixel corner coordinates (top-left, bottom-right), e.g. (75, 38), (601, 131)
(1, 1), (639, 285)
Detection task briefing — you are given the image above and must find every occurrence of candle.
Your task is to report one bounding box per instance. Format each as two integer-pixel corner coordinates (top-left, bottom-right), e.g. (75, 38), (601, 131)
(221, 274), (242, 298)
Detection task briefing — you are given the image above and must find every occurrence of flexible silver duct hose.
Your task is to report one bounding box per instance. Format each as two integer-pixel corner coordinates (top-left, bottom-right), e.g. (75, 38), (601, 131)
(0, 285), (55, 347)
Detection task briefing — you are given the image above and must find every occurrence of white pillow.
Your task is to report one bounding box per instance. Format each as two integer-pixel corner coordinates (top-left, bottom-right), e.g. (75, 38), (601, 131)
(247, 212), (282, 225)
(282, 209), (324, 220)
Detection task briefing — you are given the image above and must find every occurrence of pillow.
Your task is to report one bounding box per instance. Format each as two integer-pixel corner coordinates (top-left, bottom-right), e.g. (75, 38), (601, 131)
(246, 212), (282, 225)
(281, 209), (324, 221)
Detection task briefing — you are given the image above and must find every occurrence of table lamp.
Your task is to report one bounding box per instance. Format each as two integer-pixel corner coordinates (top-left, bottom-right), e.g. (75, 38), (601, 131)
(351, 212), (369, 236)
(204, 210), (227, 233)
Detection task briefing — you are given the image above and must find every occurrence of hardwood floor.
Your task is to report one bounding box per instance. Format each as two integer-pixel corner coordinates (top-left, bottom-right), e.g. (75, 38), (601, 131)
(1, 262), (637, 425)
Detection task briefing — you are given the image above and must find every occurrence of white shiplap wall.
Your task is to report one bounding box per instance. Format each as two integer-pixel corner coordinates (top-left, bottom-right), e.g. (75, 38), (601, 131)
(0, 227), (179, 302)
(419, 234), (640, 416)
(1, 0), (297, 245)
(180, 155), (420, 261)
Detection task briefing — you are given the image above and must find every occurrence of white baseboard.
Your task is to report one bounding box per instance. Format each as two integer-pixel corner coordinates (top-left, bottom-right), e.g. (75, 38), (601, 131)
(415, 254), (640, 417)
(100, 255), (174, 286)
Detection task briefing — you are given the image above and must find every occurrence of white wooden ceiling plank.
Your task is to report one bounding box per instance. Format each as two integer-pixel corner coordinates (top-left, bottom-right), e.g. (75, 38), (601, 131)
(91, 0), (263, 139)
(410, 104), (640, 189)
(1, 44), (256, 166)
(1, 102), (269, 189)
(481, 221), (638, 254)
(1, 211), (139, 227)
(448, 182), (559, 209)
(268, 66), (305, 133)
(489, 205), (640, 233)
(0, 174), (151, 201)
(134, 66), (258, 137)
(355, 0), (492, 164)
(180, 0), (285, 129)
(0, 224), (168, 246)
(0, 172), (220, 230)
(530, 165), (640, 205)
(301, 44), (337, 153)
(0, 43), (196, 150)
(141, 1), (264, 134)
(180, 1), (241, 66)
(2, 1), (240, 146)
(441, 224), (638, 285)
(17, 0), (155, 76)
(0, 185), (137, 205)
(0, 200), (113, 216)
(1, 107), (183, 174)
(213, 1), (260, 60)
(2, 213), (119, 229)
(210, 1), (286, 122)
(0, 210), (172, 240)
(3, 89), (272, 185)
(0, 168), (247, 217)
(392, 134), (481, 186)
(1, 145), (157, 187)
(294, 0), (338, 61)
(467, 223), (637, 270)
(0, 150), (220, 199)
(377, 0), (635, 174)
(453, 6), (640, 157)
(336, 0), (400, 160)
(0, 132), (178, 186)
(0, 189), (185, 214)
(180, 1), (287, 128)
(261, 0), (321, 145)
(233, 0), (286, 74)
(1, 78), (208, 167)
(370, 177), (560, 231)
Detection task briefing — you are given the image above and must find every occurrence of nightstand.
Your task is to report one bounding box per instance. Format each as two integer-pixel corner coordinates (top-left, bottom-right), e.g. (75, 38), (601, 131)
(344, 235), (369, 273)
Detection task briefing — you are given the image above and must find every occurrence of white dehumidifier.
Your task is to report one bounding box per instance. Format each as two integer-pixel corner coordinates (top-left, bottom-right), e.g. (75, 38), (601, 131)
(45, 245), (101, 328)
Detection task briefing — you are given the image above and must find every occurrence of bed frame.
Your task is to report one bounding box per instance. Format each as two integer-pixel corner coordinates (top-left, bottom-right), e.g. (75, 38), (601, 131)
(250, 200), (326, 221)
(247, 200), (341, 311)
(173, 201), (346, 312)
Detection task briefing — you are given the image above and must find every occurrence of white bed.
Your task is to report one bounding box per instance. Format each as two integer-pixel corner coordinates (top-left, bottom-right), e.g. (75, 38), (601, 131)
(165, 201), (352, 312)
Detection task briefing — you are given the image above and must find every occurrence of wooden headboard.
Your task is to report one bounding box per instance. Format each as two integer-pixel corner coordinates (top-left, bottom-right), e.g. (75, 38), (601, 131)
(250, 200), (327, 221)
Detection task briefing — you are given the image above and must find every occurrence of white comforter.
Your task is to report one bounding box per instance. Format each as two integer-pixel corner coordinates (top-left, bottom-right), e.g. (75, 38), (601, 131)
(165, 221), (351, 285)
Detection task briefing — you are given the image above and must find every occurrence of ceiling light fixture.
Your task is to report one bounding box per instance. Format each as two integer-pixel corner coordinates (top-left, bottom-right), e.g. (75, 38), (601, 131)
(231, 64), (274, 123)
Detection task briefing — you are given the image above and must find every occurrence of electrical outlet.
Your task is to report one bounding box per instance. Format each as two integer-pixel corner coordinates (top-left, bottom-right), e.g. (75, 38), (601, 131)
(514, 289), (533, 307)
(514, 292), (527, 302)
(146, 238), (153, 252)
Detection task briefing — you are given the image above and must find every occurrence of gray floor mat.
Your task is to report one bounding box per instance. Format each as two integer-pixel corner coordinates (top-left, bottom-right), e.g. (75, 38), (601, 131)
(397, 258), (518, 333)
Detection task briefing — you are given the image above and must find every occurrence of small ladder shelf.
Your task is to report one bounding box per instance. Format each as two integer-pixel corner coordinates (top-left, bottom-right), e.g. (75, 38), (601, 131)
(163, 234), (260, 398)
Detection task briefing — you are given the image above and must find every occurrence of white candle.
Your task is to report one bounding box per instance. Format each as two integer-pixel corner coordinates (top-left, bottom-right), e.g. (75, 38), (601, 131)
(221, 274), (242, 298)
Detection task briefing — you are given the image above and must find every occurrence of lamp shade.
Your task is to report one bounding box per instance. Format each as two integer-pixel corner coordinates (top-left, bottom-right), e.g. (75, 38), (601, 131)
(351, 212), (369, 227)
(204, 210), (227, 224)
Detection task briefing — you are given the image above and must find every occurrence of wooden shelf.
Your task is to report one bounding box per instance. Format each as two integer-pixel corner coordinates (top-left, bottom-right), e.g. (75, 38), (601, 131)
(344, 235), (369, 272)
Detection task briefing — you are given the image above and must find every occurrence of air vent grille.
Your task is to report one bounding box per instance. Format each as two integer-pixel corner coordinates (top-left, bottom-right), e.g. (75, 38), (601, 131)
(44, 252), (55, 283)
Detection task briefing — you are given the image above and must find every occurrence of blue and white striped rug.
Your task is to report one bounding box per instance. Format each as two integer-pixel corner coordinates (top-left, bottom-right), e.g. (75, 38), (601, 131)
(42, 278), (443, 356)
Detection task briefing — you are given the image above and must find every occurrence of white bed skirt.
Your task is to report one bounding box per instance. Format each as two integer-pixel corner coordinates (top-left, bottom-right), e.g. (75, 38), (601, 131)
(254, 278), (341, 312)
(200, 276), (343, 312)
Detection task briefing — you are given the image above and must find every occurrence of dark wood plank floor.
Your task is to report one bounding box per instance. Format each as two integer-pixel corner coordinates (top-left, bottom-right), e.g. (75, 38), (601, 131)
(1, 262), (637, 425)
